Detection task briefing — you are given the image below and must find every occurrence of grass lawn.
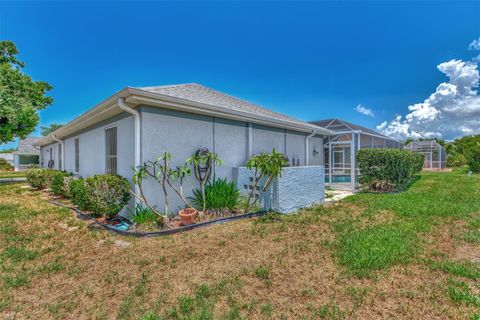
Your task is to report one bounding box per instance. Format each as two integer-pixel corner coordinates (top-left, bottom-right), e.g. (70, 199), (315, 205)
(0, 169), (479, 319)
(0, 171), (26, 179)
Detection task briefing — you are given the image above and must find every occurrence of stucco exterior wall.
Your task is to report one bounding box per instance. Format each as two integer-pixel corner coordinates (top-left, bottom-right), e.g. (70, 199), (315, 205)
(40, 142), (61, 170)
(235, 166), (325, 213)
(40, 113), (134, 180)
(252, 124), (286, 155)
(308, 136), (324, 166)
(39, 104), (325, 215)
(139, 106), (326, 212)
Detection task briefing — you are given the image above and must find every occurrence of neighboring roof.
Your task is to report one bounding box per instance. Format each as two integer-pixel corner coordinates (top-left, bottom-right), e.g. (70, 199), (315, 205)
(310, 118), (394, 140)
(35, 83), (332, 146)
(13, 137), (41, 155)
(405, 140), (445, 149)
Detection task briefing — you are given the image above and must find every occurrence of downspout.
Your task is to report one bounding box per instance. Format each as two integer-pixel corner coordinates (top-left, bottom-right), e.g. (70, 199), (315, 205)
(117, 98), (141, 168)
(305, 129), (317, 166)
(52, 134), (64, 171)
(117, 97), (141, 204)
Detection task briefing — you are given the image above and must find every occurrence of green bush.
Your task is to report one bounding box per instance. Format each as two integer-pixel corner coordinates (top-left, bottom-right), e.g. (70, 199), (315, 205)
(447, 153), (467, 168)
(192, 178), (240, 212)
(84, 174), (131, 218)
(25, 168), (55, 189)
(0, 158), (13, 171)
(357, 149), (423, 192)
(50, 171), (72, 196)
(128, 204), (159, 225)
(467, 148), (480, 173)
(69, 178), (90, 211)
(62, 176), (75, 198)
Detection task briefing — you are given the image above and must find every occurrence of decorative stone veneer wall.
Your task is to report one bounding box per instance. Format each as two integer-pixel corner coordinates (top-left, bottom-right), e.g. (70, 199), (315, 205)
(234, 165), (325, 213)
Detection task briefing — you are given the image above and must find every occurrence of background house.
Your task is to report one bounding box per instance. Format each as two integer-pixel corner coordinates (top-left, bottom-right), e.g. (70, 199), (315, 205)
(310, 119), (404, 190)
(405, 140), (447, 170)
(13, 138), (40, 171)
(35, 83), (331, 212)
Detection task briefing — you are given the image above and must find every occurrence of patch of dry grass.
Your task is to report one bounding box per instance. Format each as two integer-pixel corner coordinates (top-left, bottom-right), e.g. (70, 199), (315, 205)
(0, 171), (479, 319)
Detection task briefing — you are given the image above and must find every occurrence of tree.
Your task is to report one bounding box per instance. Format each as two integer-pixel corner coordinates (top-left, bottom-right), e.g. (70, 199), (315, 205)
(186, 149), (223, 212)
(41, 123), (64, 136)
(0, 41), (53, 144)
(244, 149), (289, 212)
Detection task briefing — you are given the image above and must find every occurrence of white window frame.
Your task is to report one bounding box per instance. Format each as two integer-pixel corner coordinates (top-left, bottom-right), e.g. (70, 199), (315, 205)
(74, 138), (80, 173)
(105, 126), (118, 175)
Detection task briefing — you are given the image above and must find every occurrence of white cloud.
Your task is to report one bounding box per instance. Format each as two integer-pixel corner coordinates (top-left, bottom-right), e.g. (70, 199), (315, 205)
(469, 37), (480, 50)
(377, 41), (480, 140)
(355, 104), (375, 118)
(469, 37), (480, 62)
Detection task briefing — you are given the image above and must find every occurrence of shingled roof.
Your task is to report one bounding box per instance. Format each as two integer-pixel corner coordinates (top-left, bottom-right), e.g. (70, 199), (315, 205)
(36, 83), (332, 146)
(13, 137), (41, 155)
(137, 83), (320, 130)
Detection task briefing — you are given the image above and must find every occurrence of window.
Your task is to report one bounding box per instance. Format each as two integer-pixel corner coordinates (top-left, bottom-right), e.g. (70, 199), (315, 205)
(58, 144), (62, 170)
(105, 127), (117, 174)
(74, 138), (80, 173)
(49, 147), (53, 160)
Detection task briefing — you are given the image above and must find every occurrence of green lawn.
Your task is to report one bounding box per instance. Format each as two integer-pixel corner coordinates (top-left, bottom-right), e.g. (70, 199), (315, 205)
(0, 169), (479, 319)
(0, 171), (25, 179)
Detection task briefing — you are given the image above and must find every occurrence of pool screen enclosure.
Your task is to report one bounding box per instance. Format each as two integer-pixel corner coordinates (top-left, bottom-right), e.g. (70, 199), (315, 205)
(405, 140), (447, 170)
(311, 119), (404, 190)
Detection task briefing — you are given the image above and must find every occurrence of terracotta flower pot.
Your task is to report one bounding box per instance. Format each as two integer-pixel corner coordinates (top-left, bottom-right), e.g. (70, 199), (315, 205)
(179, 208), (197, 226)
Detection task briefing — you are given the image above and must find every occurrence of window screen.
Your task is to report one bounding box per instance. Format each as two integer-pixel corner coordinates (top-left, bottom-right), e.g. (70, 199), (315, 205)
(75, 138), (80, 173)
(58, 144), (62, 170)
(105, 127), (117, 174)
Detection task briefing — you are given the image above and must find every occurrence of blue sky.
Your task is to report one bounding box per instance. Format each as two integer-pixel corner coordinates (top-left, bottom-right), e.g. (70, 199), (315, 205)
(1, 1), (480, 149)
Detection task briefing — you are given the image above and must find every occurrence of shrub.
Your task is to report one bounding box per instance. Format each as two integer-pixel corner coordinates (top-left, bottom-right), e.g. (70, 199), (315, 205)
(50, 171), (72, 196)
(192, 178), (240, 212)
(63, 176), (76, 198)
(467, 148), (480, 173)
(357, 149), (423, 192)
(84, 174), (131, 218)
(26, 168), (54, 189)
(69, 178), (90, 211)
(128, 204), (159, 225)
(244, 149), (288, 211)
(447, 153), (467, 168)
(0, 158), (12, 171)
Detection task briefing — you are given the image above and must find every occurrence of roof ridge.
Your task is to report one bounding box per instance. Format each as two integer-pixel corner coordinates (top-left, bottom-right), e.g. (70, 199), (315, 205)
(138, 83), (199, 90)
(139, 83), (309, 124)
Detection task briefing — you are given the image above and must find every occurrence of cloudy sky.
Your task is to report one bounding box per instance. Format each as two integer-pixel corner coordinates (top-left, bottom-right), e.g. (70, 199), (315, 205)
(377, 39), (480, 140)
(0, 2), (480, 149)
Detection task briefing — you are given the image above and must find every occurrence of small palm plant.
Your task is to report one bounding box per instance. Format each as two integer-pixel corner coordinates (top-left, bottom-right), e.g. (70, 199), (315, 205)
(244, 149), (288, 212)
(186, 148), (223, 212)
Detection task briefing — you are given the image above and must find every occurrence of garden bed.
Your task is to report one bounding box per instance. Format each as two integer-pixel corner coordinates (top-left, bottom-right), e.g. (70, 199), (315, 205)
(47, 198), (266, 237)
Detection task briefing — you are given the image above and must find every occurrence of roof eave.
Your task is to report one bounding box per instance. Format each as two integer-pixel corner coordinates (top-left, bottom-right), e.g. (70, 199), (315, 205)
(35, 87), (332, 147)
(128, 88), (333, 135)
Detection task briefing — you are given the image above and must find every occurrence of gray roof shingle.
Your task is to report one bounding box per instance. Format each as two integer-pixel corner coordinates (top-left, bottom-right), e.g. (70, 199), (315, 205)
(13, 137), (41, 155)
(137, 83), (318, 129)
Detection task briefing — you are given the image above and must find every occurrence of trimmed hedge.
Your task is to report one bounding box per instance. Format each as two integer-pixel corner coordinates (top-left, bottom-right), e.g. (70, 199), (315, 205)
(84, 175), (131, 218)
(357, 149), (423, 192)
(51, 171), (73, 196)
(69, 178), (90, 211)
(26, 168), (131, 218)
(26, 168), (55, 189)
